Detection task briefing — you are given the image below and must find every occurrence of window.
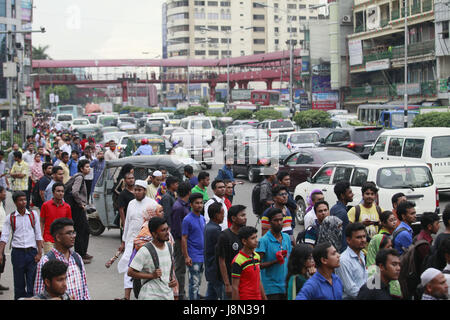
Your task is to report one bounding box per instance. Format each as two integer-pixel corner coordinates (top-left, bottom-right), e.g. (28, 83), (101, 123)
(351, 168), (369, 186)
(195, 1), (205, 5)
(331, 131), (350, 142)
(333, 167), (353, 184)
(313, 166), (334, 184)
(221, 38), (230, 44)
(253, 27), (265, 32)
(443, 21), (449, 39)
(299, 16), (307, 20)
(253, 14), (265, 20)
(194, 12), (206, 19)
(387, 138), (404, 156)
(208, 1), (218, 6)
(297, 153), (314, 165)
(402, 138), (424, 158)
(220, 1), (230, 6)
(221, 26), (231, 31)
(275, 39), (279, 44)
(372, 135), (387, 154)
(274, 27), (279, 33)
(287, 4), (296, 9)
(221, 11), (231, 19)
(286, 153), (299, 165)
(299, 4), (306, 9)
(208, 50), (219, 55)
(195, 50), (206, 55)
(253, 39), (265, 44)
(194, 25), (206, 31)
(377, 166), (433, 189)
(431, 136), (450, 158)
(288, 27), (297, 33)
(288, 16), (297, 21)
(208, 12), (219, 19)
(278, 135), (287, 144)
(207, 25), (219, 31)
(221, 50), (231, 56)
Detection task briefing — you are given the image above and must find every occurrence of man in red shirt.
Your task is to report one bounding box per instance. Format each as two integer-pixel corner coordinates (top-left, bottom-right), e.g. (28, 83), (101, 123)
(40, 182), (72, 254)
(80, 135), (88, 151)
(231, 226), (267, 300)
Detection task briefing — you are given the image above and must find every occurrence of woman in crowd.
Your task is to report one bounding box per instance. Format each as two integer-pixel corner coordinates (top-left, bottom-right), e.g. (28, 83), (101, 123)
(285, 244), (316, 300)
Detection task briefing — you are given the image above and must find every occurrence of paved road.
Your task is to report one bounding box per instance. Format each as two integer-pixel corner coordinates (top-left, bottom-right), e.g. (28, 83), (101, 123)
(0, 153), (448, 300)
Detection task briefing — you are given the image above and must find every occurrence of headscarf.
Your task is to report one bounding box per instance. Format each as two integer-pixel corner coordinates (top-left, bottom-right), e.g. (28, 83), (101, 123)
(305, 189), (322, 213)
(317, 216), (343, 252)
(367, 234), (390, 267)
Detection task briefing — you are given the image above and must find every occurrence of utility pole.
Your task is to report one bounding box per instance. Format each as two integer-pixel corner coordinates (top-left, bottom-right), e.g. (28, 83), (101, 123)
(404, 0), (409, 128)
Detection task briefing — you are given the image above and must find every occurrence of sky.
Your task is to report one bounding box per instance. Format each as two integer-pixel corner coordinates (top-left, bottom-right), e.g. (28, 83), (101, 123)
(32, 0), (165, 60)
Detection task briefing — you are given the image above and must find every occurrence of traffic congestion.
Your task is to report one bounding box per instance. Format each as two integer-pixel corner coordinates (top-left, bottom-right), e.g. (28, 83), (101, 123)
(0, 104), (449, 303)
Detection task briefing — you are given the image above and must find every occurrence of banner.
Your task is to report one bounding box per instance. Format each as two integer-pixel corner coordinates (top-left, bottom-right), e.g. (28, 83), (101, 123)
(397, 83), (421, 95)
(366, 6), (380, 30)
(349, 39), (363, 66)
(312, 75), (331, 93)
(312, 92), (339, 102)
(365, 59), (390, 72)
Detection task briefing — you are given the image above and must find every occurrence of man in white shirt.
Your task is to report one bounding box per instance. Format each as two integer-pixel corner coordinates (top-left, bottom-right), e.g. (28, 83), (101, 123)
(117, 180), (158, 300)
(60, 138), (72, 155)
(0, 191), (43, 299)
(303, 191), (325, 230)
(104, 140), (119, 161)
(204, 179), (228, 230)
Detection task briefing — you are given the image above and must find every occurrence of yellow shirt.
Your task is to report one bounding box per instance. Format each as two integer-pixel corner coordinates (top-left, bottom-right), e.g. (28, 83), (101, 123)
(10, 160), (29, 191)
(146, 183), (158, 200)
(347, 204), (382, 239)
(60, 162), (70, 184)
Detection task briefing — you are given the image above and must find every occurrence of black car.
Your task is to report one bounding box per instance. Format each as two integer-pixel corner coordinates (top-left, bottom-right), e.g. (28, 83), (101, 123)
(231, 141), (292, 183)
(320, 126), (384, 158)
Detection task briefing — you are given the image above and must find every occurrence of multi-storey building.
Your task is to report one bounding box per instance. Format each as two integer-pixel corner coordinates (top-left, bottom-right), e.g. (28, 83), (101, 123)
(345, 0), (449, 111)
(163, 0), (329, 103)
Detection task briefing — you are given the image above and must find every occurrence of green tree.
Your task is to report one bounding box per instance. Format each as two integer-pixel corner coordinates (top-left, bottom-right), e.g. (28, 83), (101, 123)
(226, 109), (253, 120)
(43, 85), (71, 106)
(185, 106), (208, 116)
(293, 110), (332, 128)
(254, 109), (283, 122)
(32, 45), (51, 60)
(413, 112), (450, 127)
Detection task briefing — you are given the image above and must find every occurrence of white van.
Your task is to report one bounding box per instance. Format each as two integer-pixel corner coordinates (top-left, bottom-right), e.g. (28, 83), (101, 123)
(180, 116), (215, 143)
(293, 159), (439, 226)
(369, 128), (450, 192)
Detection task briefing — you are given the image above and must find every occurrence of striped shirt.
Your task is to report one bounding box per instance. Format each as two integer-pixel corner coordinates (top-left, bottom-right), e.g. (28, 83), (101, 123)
(34, 248), (90, 300)
(261, 205), (293, 235)
(231, 250), (262, 300)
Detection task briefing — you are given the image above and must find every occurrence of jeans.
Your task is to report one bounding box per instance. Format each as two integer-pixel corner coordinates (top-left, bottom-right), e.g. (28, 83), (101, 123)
(11, 247), (37, 300)
(206, 279), (225, 300)
(187, 262), (204, 300)
(173, 239), (186, 299)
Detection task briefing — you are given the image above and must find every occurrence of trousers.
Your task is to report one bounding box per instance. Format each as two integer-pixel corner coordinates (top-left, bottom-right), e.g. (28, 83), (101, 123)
(70, 202), (90, 257)
(173, 239), (186, 299)
(11, 247), (37, 300)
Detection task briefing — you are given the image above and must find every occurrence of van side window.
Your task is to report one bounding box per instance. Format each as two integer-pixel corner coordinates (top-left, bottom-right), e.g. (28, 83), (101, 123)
(372, 136), (387, 153)
(351, 168), (369, 186)
(332, 167), (353, 184)
(431, 136), (450, 158)
(387, 138), (404, 156)
(402, 138), (424, 158)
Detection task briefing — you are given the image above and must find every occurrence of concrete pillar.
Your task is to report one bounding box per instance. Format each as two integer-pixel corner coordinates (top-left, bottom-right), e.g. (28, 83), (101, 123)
(209, 82), (216, 101)
(122, 81), (128, 104)
(266, 79), (273, 90)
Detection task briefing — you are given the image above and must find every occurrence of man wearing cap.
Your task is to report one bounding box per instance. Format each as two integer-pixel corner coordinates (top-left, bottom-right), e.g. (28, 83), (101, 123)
(117, 179), (157, 300)
(146, 170), (162, 201)
(420, 268), (449, 300)
(133, 139), (153, 156)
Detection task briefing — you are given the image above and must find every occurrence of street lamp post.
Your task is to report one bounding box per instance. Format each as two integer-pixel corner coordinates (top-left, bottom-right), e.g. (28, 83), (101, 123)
(404, 0), (409, 128)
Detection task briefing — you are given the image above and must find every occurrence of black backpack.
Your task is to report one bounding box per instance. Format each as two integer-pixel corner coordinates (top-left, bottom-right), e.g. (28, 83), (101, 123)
(132, 241), (174, 299)
(31, 176), (47, 208)
(251, 182), (264, 217)
(46, 250), (83, 272)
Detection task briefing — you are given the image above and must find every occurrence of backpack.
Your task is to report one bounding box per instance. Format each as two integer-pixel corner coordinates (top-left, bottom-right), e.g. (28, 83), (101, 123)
(251, 182), (264, 217)
(132, 241), (174, 299)
(354, 204), (382, 223)
(31, 176), (48, 208)
(9, 211), (36, 249)
(64, 173), (85, 201)
(46, 250), (83, 272)
(296, 225), (315, 245)
(397, 239), (431, 300)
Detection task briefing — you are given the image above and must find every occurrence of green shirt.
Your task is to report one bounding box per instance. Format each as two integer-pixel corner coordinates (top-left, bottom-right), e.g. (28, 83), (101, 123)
(191, 185), (209, 202)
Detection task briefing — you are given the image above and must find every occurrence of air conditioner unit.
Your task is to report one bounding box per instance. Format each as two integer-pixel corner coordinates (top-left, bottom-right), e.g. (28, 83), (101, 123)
(342, 15), (352, 24)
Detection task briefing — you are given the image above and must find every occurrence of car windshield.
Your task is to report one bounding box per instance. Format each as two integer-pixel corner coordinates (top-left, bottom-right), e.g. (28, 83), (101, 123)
(249, 142), (291, 158)
(270, 120), (294, 129)
(120, 118), (135, 123)
(190, 120), (211, 129)
(99, 117), (117, 126)
(317, 150), (361, 162)
(353, 128), (383, 142)
(377, 166), (433, 189)
(73, 119), (89, 125)
(57, 115), (72, 121)
(290, 133), (319, 144)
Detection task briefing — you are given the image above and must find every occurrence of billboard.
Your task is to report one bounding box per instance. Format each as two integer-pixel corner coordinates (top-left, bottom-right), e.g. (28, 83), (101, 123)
(365, 59), (390, 72)
(349, 39), (363, 66)
(312, 75), (331, 93)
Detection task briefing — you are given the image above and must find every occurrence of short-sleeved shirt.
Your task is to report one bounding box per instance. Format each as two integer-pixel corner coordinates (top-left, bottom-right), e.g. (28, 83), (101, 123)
(117, 189), (135, 218)
(347, 204), (382, 239)
(181, 212), (206, 263)
(191, 185), (209, 202)
(129, 243), (174, 300)
(10, 160), (29, 191)
(231, 251), (262, 300)
(189, 176), (199, 188)
(261, 205), (293, 235)
(146, 183), (159, 200)
(38, 175), (52, 192)
(256, 230), (292, 295)
(216, 228), (242, 283)
(40, 200), (72, 243)
(204, 221), (222, 282)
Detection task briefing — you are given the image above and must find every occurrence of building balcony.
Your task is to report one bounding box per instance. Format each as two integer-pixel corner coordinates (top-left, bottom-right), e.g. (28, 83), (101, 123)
(345, 80), (438, 102)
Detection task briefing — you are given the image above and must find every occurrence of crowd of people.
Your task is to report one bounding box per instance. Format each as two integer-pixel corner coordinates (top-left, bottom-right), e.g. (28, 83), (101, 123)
(0, 116), (449, 301)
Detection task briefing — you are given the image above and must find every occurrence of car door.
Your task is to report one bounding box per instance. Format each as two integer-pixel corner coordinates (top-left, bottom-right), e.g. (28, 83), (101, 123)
(290, 151), (316, 187)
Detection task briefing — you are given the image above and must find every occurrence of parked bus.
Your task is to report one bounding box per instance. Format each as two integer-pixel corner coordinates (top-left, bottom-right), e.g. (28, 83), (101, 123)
(357, 104), (420, 124)
(56, 105), (84, 119)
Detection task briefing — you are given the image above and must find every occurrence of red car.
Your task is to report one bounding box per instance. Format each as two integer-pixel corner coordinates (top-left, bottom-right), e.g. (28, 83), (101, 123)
(278, 147), (362, 192)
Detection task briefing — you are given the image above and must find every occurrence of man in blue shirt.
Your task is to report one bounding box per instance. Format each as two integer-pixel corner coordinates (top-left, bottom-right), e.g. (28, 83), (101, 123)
(393, 201), (416, 255)
(67, 151), (79, 176)
(296, 242), (343, 300)
(181, 192), (206, 300)
(133, 139), (153, 156)
(184, 165), (198, 188)
(330, 180), (354, 253)
(256, 207), (292, 300)
(335, 222), (368, 299)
